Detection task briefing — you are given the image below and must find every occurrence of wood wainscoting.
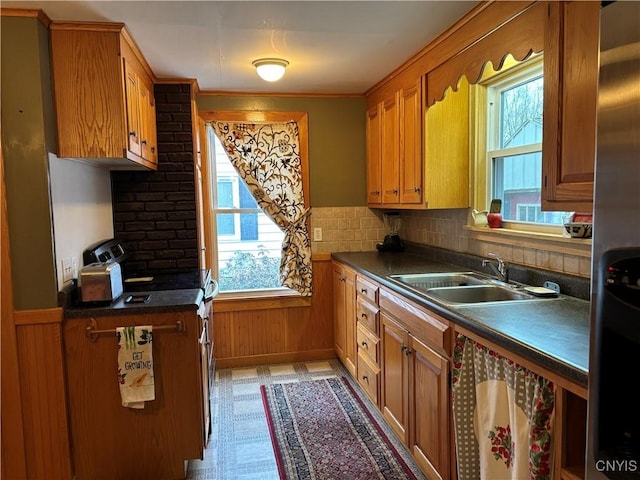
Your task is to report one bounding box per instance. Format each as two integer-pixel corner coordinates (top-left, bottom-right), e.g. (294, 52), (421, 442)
(212, 256), (336, 369)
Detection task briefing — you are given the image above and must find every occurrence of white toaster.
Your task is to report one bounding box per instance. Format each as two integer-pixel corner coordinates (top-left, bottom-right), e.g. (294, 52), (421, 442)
(80, 262), (124, 303)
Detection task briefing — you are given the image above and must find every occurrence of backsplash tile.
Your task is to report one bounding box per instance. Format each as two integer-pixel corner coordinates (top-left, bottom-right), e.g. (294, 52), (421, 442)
(316, 206), (592, 279)
(310, 207), (386, 254)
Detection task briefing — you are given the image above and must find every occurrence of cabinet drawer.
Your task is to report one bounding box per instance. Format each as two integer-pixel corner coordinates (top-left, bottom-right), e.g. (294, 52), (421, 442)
(357, 322), (379, 365)
(356, 298), (379, 333)
(357, 352), (380, 406)
(379, 287), (452, 355)
(356, 276), (379, 304)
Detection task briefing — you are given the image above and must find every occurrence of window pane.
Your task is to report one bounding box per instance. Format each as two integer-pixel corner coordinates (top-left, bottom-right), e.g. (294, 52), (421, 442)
(492, 151), (568, 224)
(217, 213), (235, 236)
(217, 180), (234, 208)
(217, 213), (283, 292)
(500, 75), (543, 149)
(210, 128), (288, 293)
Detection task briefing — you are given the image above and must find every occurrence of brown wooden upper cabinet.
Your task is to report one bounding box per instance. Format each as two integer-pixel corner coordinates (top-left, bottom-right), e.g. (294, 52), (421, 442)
(50, 22), (158, 170)
(367, 79), (423, 208)
(366, 1), (599, 213)
(542, 1), (600, 212)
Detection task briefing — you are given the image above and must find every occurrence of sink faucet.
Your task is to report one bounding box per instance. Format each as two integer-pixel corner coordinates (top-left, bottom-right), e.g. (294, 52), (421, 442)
(482, 253), (509, 283)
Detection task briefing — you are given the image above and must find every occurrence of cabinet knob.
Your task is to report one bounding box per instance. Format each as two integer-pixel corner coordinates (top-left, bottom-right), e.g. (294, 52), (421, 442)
(361, 313), (367, 319)
(360, 288), (367, 294)
(371, 191), (380, 196)
(393, 189), (399, 195)
(414, 187), (421, 193)
(141, 139), (147, 145)
(151, 146), (156, 153)
(129, 131), (136, 137)
(362, 375), (369, 383)
(361, 341), (368, 348)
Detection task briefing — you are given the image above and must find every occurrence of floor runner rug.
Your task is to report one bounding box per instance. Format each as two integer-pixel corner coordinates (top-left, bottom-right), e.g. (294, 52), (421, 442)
(261, 377), (422, 480)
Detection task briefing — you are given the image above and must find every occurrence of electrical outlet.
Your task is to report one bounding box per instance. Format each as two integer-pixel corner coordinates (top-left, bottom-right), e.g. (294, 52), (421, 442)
(62, 257), (74, 283)
(313, 227), (323, 242)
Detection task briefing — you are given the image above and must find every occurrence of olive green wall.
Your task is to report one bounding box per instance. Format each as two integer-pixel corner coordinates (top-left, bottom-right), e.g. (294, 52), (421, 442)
(1, 16), (58, 309)
(196, 95), (367, 207)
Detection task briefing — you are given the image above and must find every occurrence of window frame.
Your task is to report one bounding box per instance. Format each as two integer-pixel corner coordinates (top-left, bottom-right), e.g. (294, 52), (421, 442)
(199, 110), (310, 300)
(473, 54), (568, 236)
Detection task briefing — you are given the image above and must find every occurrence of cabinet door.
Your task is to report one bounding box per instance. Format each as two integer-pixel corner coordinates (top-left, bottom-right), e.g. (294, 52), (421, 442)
(333, 262), (356, 376)
(410, 334), (450, 480)
(381, 312), (409, 445)
(139, 80), (157, 165)
(343, 267), (357, 376)
(399, 82), (423, 204)
(366, 104), (382, 204)
(543, 1), (599, 212)
(332, 264), (347, 362)
(381, 95), (400, 204)
(124, 62), (143, 158)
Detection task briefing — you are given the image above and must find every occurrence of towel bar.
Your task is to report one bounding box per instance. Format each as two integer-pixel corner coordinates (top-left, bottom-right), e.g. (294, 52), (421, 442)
(85, 318), (185, 342)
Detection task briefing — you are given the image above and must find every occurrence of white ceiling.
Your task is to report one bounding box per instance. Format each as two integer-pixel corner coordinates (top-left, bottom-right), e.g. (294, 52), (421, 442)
(3, 1), (478, 94)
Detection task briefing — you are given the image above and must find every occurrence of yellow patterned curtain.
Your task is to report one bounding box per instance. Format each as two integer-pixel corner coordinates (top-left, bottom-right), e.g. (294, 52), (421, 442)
(452, 334), (556, 480)
(210, 121), (312, 296)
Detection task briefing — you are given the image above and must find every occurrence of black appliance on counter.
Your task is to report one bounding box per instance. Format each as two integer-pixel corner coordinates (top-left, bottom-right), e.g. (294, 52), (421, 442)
(80, 238), (216, 303)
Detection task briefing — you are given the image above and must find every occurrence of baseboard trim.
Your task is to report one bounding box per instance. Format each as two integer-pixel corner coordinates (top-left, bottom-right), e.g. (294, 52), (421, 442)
(215, 349), (337, 369)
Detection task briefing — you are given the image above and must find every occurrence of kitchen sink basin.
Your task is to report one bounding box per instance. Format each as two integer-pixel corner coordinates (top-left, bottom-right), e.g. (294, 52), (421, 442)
(388, 271), (554, 305)
(425, 284), (535, 304)
(389, 272), (487, 291)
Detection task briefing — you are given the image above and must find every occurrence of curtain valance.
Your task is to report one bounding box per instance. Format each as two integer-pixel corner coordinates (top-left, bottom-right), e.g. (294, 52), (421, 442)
(426, 1), (546, 107)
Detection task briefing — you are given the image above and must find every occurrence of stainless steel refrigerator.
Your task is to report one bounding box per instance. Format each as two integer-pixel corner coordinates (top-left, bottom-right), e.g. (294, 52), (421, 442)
(587, 1), (640, 478)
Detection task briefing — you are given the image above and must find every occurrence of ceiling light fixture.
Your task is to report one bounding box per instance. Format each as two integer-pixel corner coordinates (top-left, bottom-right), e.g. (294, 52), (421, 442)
(252, 58), (289, 82)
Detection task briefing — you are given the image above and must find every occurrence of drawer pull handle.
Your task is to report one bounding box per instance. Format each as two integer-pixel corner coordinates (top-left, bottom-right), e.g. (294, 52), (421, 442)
(360, 288), (367, 294)
(362, 375), (369, 383)
(361, 341), (368, 348)
(361, 313), (367, 319)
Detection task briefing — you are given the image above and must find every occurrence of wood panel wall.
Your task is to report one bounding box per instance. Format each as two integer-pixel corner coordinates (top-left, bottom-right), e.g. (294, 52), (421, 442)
(1, 122), (29, 480)
(212, 257), (335, 368)
(2, 122), (73, 479)
(12, 310), (74, 480)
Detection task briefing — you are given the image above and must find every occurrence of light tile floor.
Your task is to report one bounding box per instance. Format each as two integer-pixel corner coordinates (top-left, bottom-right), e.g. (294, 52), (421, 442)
(186, 359), (425, 480)
(186, 360), (347, 480)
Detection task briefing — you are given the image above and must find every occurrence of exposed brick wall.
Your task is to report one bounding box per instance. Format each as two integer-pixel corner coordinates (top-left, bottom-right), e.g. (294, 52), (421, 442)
(111, 83), (198, 277)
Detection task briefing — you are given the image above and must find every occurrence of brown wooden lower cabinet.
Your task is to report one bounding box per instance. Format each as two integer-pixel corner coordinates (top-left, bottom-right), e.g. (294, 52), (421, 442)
(379, 288), (452, 480)
(381, 312), (410, 445)
(410, 334), (450, 480)
(333, 260), (356, 376)
(333, 262), (589, 480)
(64, 308), (205, 480)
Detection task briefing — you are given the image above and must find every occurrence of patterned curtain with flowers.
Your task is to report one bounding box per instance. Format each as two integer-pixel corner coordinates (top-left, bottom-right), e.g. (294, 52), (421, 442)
(211, 121), (312, 296)
(452, 334), (555, 480)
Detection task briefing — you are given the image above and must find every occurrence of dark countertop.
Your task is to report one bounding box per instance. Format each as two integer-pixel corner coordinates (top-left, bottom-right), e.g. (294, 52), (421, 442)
(64, 288), (204, 318)
(332, 251), (590, 389)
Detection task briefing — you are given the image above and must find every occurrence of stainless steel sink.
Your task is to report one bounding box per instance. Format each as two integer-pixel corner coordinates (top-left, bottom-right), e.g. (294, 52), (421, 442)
(424, 284), (535, 304)
(389, 272), (487, 291)
(388, 271), (553, 305)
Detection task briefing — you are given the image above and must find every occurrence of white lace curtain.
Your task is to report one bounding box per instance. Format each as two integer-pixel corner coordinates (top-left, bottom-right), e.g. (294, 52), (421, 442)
(210, 120), (312, 296)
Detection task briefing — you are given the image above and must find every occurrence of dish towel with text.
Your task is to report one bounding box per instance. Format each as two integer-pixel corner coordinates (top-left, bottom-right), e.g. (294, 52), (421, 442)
(116, 326), (155, 409)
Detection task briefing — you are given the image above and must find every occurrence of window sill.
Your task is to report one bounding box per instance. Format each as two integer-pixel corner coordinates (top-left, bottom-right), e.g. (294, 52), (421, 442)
(212, 289), (311, 313)
(464, 225), (592, 258)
